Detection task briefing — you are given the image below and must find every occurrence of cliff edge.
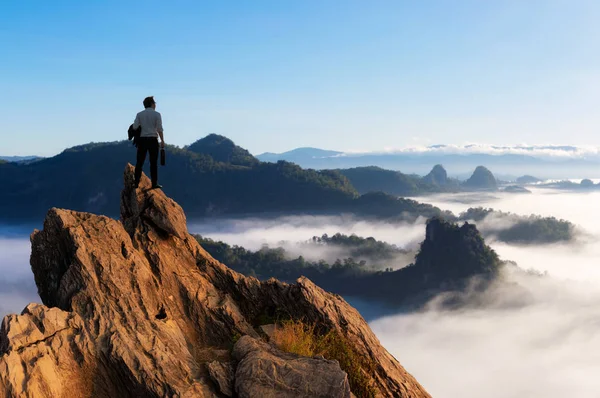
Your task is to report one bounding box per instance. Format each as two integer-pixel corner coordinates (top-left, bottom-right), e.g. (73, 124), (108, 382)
(0, 165), (430, 398)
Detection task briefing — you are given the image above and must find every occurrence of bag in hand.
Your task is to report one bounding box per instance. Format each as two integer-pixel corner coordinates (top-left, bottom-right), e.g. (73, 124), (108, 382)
(160, 148), (166, 166)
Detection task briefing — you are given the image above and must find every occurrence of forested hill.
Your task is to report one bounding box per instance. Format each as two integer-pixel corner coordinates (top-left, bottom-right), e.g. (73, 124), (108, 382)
(196, 218), (504, 308)
(0, 135), (446, 222)
(338, 166), (461, 196)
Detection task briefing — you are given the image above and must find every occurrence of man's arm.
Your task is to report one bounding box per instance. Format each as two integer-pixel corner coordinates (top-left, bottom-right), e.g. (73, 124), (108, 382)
(157, 113), (165, 147)
(132, 113), (140, 129)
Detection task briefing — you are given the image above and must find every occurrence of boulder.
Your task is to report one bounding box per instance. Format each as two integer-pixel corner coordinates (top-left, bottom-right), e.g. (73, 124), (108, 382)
(233, 336), (352, 398)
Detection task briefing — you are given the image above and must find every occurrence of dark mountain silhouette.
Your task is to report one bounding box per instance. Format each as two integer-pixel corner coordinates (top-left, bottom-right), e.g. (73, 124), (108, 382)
(186, 134), (258, 166)
(458, 207), (573, 243)
(422, 164), (448, 186)
(0, 137), (446, 222)
(338, 166), (422, 196)
(338, 165), (459, 197)
(463, 166), (498, 190)
(516, 175), (542, 184)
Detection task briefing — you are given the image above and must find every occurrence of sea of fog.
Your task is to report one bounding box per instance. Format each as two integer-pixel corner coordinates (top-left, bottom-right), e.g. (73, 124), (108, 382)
(2, 189), (600, 397)
(0, 225), (39, 318)
(193, 188), (600, 398)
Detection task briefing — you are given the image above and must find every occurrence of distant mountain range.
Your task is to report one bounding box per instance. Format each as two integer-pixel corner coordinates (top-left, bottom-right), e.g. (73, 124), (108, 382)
(257, 145), (600, 179)
(0, 156), (43, 164)
(1, 135), (576, 245)
(258, 147), (343, 163)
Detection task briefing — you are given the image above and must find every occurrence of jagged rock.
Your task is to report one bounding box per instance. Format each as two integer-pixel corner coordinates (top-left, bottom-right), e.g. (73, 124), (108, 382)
(207, 361), (234, 397)
(0, 164), (431, 398)
(233, 335), (351, 398)
(260, 323), (276, 339)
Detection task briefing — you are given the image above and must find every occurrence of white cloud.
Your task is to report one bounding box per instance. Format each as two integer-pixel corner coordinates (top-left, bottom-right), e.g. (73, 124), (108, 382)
(372, 270), (600, 398)
(4, 188), (600, 397)
(0, 237), (39, 317)
(338, 143), (600, 160)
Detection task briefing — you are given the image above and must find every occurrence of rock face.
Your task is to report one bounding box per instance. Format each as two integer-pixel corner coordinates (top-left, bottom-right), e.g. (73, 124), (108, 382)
(0, 164), (430, 398)
(232, 336), (352, 398)
(463, 166), (497, 190)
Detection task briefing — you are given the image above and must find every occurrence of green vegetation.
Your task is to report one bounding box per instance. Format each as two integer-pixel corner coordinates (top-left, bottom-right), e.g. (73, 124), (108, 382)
(339, 166), (422, 196)
(0, 135), (447, 222)
(338, 165), (460, 196)
(198, 218), (503, 307)
(459, 207), (574, 244)
(185, 134), (258, 167)
(307, 233), (408, 262)
(271, 320), (378, 398)
(195, 233), (403, 281)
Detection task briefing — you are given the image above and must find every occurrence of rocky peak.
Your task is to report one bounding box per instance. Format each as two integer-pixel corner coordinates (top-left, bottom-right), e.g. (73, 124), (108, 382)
(418, 217), (500, 280)
(0, 164), (430, 397)
(422, 164), (448, 186)
(463, 166), (497, 190)
(186, 134), (258, 167)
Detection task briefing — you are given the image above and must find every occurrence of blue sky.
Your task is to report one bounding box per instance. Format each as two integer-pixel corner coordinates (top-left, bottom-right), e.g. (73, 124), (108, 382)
(2, 1), (600, 156)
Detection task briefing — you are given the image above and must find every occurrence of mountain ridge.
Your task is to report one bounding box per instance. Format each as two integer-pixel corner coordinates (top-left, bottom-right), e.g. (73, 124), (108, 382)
(256, 145), (599, 178)
(0, 138), (447, 223)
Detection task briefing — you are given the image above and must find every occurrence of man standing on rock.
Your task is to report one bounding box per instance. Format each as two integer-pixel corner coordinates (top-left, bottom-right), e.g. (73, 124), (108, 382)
(132, 96), (165, 189)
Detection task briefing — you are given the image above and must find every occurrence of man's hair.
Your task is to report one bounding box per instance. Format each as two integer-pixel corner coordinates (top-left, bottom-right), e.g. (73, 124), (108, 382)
(143, 96), (155, 108)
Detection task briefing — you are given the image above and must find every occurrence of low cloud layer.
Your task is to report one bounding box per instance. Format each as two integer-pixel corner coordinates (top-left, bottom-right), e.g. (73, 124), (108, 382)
(189, 215), (426, 267)
(342, 143), (600, 160)
(190, 189), (600, 398)
(372, 270), (600, 398)
(2, 188), (600, 397)
(0, 237), (39, 317)
(372, 190), (600, 398)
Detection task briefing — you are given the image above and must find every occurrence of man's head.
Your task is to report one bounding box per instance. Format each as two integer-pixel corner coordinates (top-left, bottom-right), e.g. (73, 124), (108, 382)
(143, 96), (156, 109)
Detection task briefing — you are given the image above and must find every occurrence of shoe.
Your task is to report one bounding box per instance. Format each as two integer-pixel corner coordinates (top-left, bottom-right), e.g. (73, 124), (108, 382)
(152, 184), (163, 190)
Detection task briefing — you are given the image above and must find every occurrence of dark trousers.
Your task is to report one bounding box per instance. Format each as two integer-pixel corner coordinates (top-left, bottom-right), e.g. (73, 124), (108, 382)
(135, 137), (159, 186)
